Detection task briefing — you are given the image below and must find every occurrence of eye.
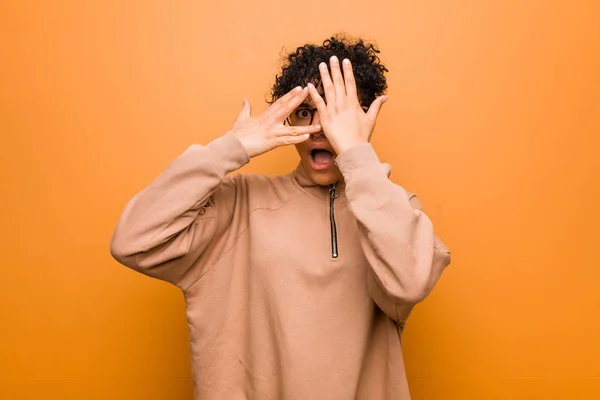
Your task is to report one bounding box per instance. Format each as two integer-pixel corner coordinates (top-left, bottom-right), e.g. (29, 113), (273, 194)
(294, 108), (312, 119)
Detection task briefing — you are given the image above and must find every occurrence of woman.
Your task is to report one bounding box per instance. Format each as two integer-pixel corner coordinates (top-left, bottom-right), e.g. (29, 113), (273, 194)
(111, 35), (451, 400)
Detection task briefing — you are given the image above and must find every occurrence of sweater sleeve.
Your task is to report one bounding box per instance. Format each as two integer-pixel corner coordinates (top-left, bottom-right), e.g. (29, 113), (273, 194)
(335, 143), (451, 326)
(110, 131), (250, 288)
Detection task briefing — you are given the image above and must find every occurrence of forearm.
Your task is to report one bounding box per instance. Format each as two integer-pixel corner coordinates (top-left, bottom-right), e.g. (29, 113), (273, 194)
(336, 143), (451, 316)
(110, 131), (249, 270)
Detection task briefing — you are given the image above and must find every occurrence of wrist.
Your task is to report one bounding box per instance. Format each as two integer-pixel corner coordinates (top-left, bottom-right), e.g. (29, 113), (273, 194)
(333, 139), (368, 155)
(207, 131), (251, 172)
(335, 143), (389, 198)
(232, 129), (257, 159)
(335, 142), (381, 174)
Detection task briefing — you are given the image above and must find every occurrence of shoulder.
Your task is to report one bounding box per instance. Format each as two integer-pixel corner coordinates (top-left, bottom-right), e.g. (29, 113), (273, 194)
(230, 171), (299, 210)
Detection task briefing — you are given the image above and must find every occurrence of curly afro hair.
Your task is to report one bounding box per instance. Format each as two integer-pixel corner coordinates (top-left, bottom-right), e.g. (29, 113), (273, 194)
(269, 34), (388, 108)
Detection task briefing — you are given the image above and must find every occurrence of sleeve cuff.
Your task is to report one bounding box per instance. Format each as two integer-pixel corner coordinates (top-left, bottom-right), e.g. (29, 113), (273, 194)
(335, 143), (387, 184)
(206, 131), (250, 176)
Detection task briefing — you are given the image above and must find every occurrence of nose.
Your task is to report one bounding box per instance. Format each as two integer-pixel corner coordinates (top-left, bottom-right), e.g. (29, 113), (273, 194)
(311, 111), (321, 125)
(310, 113), (324, 138)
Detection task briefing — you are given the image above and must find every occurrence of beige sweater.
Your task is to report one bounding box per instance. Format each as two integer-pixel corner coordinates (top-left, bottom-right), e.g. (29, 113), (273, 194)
(110, 131), (451, 400)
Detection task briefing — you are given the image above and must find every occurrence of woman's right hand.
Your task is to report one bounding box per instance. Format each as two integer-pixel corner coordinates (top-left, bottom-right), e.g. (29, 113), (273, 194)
(232, 86), (321, 158)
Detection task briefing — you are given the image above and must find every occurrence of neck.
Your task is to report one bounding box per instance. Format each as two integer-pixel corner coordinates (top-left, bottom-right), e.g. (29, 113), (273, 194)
(292, 162), (346, 200)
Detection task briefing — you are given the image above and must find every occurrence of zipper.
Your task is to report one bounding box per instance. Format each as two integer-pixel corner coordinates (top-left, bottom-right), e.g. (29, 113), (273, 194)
(329, 183), (339, 259)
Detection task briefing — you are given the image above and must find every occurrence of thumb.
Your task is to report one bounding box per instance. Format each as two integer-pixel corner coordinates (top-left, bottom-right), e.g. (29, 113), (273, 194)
(234, 98), (252, 128)
(366, 95), (387, 122)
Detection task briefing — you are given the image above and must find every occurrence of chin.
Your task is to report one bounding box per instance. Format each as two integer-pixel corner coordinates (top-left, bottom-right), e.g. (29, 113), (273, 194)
(311, 175), (337, 186)
(303, 163), (342, 186)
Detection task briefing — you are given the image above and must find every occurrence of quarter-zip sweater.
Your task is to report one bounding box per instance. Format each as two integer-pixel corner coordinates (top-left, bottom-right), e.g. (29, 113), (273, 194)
(110, 131), (451, 400)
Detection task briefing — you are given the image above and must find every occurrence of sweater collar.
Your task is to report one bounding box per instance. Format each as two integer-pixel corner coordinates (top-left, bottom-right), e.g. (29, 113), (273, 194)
(290, 158), (393, 199)
(291, 162), (346, 200)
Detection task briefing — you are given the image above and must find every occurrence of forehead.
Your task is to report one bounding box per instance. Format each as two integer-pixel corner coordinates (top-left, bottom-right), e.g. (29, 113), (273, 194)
(299, 96), (317, 107)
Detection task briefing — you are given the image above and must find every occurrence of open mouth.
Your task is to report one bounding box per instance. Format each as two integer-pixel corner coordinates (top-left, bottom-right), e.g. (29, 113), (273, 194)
(310, 148), (335, 170)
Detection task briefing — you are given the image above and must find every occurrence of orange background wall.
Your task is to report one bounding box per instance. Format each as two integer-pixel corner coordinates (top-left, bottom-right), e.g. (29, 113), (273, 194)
(2, 1), (599, 399)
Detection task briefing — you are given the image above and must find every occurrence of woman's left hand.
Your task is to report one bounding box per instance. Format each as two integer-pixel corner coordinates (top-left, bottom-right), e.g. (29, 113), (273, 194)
(307, 56), (387, 155)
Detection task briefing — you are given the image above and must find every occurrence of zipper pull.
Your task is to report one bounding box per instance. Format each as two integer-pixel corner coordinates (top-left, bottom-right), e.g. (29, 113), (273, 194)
(329, 183), (338, 199)
(329, 183), (339, 259)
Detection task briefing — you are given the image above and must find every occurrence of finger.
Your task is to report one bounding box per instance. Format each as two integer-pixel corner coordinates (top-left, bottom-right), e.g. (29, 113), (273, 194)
(278, 133), (311, 146)
(319, 61), (335, 105)
(329, 56), (346, 101)
(366, 95), (388, 122)
(268, 86), (303, 118)
(271, 87), (310, 121)
(278, 85), (303, 105)
(233, 98), (251, 128)
(307, 83), (327, 116)
(342, 59), (358, 103)
(275, 123), (322, 137)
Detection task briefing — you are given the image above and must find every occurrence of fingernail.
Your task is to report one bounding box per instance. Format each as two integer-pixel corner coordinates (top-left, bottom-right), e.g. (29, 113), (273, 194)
(295, 86), (302, 92)
(343, 58), (350, 65)
(382, 96), (388, 103)
(320, 62), (327, 69)
(331, 56), (338, 63)
(303, 86), (308, 92)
